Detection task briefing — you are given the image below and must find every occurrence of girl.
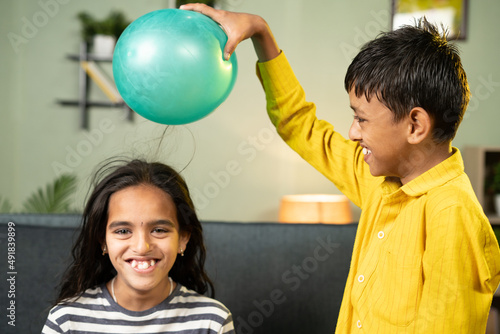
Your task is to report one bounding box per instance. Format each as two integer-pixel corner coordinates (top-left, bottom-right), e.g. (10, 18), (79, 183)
(42, 159), (234, 333)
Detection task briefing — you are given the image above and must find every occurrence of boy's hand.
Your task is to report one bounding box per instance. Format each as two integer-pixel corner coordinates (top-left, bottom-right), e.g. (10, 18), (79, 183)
(180, 3), (280, 62)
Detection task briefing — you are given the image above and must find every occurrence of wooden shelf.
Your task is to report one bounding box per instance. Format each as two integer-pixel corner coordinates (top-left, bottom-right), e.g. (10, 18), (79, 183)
(66, 54), (113, 62)
(57, 100), (134, 121)
(58, 100), (127, 108)
(57, 42), (133, 129)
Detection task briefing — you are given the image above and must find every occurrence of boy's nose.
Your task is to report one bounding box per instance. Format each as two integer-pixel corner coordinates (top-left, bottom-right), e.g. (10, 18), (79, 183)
(348, 119), (362, 141)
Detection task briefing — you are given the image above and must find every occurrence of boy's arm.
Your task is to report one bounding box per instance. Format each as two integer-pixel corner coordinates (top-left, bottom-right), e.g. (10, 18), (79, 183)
(181, 4), (376, 205)
(256, 54), (374, 206)
(415, 199), (500, 332)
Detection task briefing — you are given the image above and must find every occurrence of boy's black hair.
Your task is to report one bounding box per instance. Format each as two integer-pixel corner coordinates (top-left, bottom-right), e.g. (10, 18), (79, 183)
(345, 18), (470, 144)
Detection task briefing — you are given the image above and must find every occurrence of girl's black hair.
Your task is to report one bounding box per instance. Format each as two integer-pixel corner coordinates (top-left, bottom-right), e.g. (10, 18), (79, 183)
(54, 159), (214, 304)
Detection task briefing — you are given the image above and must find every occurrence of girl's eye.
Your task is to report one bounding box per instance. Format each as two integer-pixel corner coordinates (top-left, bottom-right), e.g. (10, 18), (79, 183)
(114, 229), (130, 235)
(152, 228), (169, 234)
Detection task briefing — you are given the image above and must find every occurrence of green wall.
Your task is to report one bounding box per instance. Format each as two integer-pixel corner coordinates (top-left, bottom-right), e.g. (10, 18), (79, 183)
(1, 0), (499, 221)
(0, 2), (20, 207)
(454, 0), (500, 148)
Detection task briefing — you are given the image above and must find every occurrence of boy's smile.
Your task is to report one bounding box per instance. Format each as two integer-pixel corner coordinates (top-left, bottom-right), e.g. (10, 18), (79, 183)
(348, 89), (411, 181)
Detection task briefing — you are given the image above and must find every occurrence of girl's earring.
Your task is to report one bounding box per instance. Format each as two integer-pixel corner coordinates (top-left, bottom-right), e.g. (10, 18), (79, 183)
(180, 248), (185, 257)
(102, 245), (107, 256)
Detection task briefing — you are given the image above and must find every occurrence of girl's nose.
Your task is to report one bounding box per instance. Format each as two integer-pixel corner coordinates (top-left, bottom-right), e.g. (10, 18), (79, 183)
(133, 233), (150, 254)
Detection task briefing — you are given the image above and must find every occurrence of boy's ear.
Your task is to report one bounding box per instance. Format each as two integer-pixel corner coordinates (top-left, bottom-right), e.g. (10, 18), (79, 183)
(407, 107), (432, 144)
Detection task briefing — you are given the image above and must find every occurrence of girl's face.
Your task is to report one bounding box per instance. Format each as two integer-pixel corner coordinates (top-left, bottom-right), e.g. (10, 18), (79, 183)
(104, 184), (189, 307)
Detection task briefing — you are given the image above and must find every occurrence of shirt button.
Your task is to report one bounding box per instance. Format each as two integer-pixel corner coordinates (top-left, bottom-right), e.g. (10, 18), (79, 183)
(357, 275), (364, 283)
(357, 320), (362, 328)
(378, 231), (384, 239)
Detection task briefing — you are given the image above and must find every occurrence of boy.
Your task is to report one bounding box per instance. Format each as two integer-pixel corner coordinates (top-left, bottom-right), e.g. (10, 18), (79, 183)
(182, 4), (500, 333)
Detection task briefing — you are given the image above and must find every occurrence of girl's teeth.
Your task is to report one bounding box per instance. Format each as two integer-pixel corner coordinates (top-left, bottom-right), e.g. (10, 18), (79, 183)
(362, 148), (372, 155)
(130, 260), (156, 269)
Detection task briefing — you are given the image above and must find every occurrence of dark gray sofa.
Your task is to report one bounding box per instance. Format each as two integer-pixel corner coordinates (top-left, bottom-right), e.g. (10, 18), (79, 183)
(0, 214), (357, 334)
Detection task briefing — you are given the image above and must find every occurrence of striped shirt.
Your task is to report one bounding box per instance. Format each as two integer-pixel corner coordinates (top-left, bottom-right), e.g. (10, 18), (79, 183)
(42, 283), (234, 334)
(257, 52), (500, 333)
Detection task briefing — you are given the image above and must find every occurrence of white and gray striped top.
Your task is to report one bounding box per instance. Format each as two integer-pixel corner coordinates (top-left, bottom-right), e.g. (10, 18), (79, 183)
(42, 283), (234, 334)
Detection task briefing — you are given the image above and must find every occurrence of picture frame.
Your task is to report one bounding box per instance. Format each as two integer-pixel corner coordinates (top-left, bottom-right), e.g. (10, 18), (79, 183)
(391, 0), (469, 40)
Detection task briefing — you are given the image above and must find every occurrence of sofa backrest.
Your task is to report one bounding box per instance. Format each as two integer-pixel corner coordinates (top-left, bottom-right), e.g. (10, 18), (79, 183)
(0, 214), (357, 334)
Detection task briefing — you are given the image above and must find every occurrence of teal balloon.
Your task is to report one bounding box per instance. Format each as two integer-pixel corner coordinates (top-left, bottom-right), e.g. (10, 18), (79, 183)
(112, 9), (238, 125)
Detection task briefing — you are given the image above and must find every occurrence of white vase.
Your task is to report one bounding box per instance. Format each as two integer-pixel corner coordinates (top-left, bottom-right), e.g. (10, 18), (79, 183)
(495, 194), (500, 215)
(92, 34), (116, 56)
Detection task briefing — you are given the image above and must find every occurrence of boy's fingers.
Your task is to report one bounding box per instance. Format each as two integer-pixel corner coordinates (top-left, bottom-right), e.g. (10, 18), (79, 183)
(224, 43), (237, 61)
(180, 4), (227, 38)
(180, 4), (237, 61)
(180, 3), (218, 19)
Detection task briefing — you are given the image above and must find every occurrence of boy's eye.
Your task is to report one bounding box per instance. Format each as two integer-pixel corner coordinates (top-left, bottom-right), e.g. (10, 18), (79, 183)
(354, 115), (366, 123)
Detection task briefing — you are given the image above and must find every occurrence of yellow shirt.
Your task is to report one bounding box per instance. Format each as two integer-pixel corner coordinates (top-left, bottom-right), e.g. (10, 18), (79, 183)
(257, 52), (500, 333)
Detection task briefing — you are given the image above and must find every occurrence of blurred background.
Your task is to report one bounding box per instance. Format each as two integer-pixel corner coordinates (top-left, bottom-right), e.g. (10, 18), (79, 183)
(1, 0), (499, 222)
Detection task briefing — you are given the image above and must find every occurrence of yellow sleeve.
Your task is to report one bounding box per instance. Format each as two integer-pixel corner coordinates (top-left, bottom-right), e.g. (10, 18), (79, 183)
(256, 52), (377, 207)
(414, 190), (500, 332)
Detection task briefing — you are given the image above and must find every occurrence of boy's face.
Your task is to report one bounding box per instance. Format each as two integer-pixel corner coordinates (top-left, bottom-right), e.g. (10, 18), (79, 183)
(348, 89), (411, 180)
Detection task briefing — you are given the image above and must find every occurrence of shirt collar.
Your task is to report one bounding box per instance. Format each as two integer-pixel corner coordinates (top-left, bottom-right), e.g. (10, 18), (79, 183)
(401, 147), (464, 197)
(381, 147), (464, 198)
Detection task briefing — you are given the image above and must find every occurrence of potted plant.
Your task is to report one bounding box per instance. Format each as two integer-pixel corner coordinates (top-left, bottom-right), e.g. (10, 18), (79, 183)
(0, 174), (79, 214)
(77, 11), (130, 56)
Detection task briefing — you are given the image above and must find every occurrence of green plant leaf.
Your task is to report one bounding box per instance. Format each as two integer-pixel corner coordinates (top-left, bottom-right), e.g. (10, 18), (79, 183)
(22, 174), (78, 213)
(77, 10), (131, 43)
(0, 196), (12, 213)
